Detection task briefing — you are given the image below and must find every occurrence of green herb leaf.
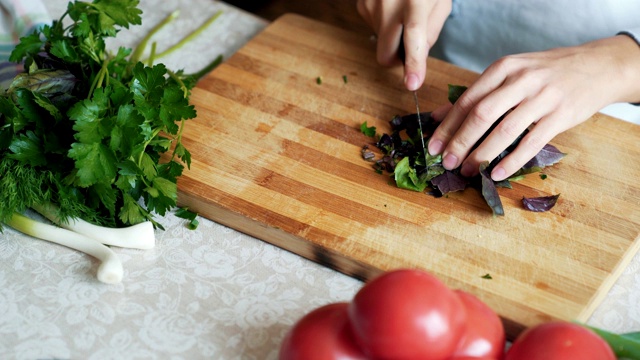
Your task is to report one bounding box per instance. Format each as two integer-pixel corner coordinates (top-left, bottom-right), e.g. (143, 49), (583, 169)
(360, 121), (377, 137)
(448, 84), (467, 104)
(394, 157), (428, 192)
(68, 142), (118, 186)
(175, 207), (199, 230)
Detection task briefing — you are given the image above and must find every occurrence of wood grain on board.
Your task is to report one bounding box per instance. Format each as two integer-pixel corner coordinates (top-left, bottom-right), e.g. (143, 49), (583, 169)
(177, 14), (640, 337)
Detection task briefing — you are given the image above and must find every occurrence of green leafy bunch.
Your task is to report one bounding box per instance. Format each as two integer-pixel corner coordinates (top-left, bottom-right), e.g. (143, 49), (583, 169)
(0, 0), (197, 228)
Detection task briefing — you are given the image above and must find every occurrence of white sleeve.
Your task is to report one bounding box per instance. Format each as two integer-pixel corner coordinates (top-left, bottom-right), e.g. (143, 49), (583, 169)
(618, 28), (640, 106)
(619, 27), (640, 46)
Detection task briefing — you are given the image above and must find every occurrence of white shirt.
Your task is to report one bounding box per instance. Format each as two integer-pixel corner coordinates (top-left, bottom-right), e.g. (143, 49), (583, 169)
(430, 0), (640, 124)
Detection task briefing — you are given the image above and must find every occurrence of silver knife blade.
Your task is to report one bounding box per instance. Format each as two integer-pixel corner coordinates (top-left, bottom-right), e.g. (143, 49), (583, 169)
(413, 91), (429, 164)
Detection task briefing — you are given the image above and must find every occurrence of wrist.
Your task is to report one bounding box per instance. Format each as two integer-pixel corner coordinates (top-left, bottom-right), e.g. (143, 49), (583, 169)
(609, 34), (640, 104)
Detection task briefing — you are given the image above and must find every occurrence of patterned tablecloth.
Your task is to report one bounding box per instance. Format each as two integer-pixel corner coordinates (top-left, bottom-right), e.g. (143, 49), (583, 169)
(1, 0), (639, 359)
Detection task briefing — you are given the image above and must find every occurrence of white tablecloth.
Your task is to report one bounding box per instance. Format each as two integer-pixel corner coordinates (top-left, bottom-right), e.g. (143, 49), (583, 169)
(1, 1), (639, 359)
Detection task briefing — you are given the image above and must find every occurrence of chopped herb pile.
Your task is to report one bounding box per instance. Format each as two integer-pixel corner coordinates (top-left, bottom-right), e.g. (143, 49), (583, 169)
(360, 85), (565, 215)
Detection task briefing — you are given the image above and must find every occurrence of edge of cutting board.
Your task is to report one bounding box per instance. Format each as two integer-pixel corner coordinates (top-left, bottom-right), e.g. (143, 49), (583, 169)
(177, 13), (640, 339)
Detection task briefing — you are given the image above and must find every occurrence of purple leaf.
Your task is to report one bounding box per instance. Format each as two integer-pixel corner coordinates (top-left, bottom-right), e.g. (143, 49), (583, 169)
(524, 144), (566, 168)
(479, 161), (504, 216)
(522, 194), (560, 212)
(431, 171), (467, 194)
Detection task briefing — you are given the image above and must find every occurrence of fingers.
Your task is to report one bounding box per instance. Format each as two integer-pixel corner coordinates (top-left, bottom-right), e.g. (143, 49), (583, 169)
(402, 0), (451, 90)
(462, 92), (561, 180)
(427, 59), (512, 162)
(356, 0), (374, 29)
(428, 55), (572, 181)
(402, 1), (430, 90)
(431, 103), (452, 122)
(488, 113), (560, 181)
(356, 0), (452, 90)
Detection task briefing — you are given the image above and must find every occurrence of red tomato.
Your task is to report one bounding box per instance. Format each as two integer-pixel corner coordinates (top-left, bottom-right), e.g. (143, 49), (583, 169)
(279, 302), (367, 360)
(505, 321), (615, 360)
(347, 269), (467, 360)
(450, 290), (505, 359)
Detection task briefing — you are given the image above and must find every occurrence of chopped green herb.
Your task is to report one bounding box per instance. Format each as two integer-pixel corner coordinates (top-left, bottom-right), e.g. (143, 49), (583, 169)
(481, 273), (493, 279)
(342, 75), (348, 83)
(360, 121), (377, 137)
(540, 173), (548, 180)
(362, 84), (565, 215)
(316, 76), (322, 85)
(175, 207), (200, 230)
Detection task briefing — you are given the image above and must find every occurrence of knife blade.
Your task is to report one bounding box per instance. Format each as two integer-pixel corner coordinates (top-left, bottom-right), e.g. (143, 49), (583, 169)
(399, 31), (429, 164)
(413, 91), (429, 165)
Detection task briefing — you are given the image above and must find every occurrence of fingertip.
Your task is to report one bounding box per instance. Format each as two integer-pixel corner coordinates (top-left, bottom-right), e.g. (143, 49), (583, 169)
(427, 138), (443, 155)
(491, 166), (507, 181)
(442, 152), (458, 170)
(404, 73), (421, 91)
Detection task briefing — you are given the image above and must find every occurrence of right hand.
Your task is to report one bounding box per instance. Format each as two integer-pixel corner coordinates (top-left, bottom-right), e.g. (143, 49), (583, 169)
(357, 0), (452, 91)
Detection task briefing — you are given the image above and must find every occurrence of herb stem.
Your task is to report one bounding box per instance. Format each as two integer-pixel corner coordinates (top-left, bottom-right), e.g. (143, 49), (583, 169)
(130, 10), (180, 65)
(137, 127), (163, 169)
(188, 54), (223, 80)
(145, 10), (222, 62)
(88, 59), (109, 98)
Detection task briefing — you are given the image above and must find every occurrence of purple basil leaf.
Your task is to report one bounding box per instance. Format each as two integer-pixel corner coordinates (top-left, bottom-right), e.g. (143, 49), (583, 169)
(431, 171), (467, 194)
(524, 144), (566, 168)
(479, 161), (504, 216)
(522, 194), (560, 212)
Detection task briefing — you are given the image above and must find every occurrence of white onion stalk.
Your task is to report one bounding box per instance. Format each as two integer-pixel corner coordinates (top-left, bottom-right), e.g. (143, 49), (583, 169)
(32, 203), (155, 250)
(6, 213), (123, 284)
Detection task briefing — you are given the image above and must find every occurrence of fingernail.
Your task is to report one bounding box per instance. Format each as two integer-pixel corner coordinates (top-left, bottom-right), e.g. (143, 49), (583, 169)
(492, 167), (506, 181)
(442, 153), (458, 170)
(428, 139), (443, 155)
(405, 73), (419, 91)
(461, 162), (474, 177)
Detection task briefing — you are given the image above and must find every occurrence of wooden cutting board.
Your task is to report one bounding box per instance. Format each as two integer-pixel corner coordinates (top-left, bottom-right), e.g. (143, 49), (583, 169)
(177, 14), (640, 337)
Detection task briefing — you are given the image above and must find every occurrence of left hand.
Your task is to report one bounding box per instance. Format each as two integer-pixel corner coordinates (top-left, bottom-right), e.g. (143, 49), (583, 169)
(427, 35), (640, 181)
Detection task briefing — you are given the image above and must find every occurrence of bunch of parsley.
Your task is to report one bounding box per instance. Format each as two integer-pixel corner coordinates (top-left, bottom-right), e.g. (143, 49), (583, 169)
(0, 0), (197, 230)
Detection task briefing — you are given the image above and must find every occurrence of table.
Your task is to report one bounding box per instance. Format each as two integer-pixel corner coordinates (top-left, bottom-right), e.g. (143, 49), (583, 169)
(1, 0), (639, 358)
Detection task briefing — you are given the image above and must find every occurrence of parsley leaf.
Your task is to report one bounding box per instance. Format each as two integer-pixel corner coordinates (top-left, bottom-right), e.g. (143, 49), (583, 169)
(360, 121), (377, 137)
(1, 0), (201, 229)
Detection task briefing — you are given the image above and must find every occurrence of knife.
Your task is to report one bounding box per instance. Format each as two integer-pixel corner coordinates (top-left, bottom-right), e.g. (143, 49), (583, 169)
(399, 31), (429, 164)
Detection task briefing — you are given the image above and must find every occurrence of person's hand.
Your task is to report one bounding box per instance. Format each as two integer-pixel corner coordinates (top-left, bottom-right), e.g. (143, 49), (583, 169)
(357, 0), (451, 91)
(427, 35), (640, 181)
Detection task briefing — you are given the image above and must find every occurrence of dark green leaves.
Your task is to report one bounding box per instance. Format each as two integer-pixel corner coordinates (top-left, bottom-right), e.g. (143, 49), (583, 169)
(448, 84), (467, 104)
(8, 33), (43, 63)
(92, 0), (143, 28)
(8, 131), (46, 166)
(1, 0), (196, 228)
(68, 142), (118, 186)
